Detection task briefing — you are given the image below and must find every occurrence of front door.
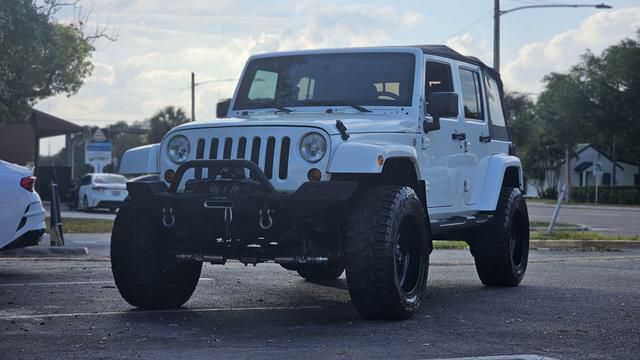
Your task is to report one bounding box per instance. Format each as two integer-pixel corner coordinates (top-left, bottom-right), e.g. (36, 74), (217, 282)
(420, 57), (465, 211)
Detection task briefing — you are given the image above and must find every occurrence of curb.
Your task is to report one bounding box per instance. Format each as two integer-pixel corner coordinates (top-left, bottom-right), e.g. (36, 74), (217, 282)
(0, 246), (89, 258)
(530, 240), (640, 249)
(527, 201), (640, 212)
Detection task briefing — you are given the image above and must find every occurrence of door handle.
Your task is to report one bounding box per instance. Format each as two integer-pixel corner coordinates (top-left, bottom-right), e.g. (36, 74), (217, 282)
(451, 132), (466, 141)
(479, 135), (492, 143)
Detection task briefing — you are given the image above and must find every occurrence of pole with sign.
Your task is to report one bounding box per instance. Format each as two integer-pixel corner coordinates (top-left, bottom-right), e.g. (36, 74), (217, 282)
(593, 161), (603, 204)
(85, 142), (112, 173)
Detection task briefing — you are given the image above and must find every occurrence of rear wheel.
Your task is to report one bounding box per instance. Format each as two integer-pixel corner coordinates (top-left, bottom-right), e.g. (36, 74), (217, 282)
(344, 186), (430, 320)
(470, 187), (529, 286)
(296, 260), (344, 281)
(111, 202), (202, 309)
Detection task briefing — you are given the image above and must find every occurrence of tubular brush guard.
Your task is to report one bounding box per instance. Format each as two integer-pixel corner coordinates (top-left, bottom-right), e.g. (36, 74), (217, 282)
(125, 160), (358, 263)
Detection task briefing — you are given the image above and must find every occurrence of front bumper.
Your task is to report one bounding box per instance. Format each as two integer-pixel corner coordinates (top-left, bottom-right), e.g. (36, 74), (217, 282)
(128, 160), (358, 262)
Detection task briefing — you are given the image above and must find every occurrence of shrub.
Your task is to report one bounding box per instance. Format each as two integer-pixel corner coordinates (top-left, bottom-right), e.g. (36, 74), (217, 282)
(571, 186), (640, 205)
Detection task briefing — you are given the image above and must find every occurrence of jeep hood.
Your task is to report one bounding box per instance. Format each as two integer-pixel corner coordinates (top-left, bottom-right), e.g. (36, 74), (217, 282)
(170, 113), (418, 136)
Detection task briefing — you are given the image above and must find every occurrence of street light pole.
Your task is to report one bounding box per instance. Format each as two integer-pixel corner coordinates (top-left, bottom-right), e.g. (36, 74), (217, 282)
(492, 2), (612, 72)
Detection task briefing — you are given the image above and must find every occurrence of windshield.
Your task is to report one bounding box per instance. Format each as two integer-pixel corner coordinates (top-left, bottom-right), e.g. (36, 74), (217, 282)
(93, 174), (127, 184)
(234, 52), (415, 110)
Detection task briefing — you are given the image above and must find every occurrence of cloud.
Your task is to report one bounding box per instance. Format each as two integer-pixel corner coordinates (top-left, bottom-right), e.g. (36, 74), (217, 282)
(36, 1), (425, 124)
(502, 7), (640, 92)
(445, 33), (492, 64)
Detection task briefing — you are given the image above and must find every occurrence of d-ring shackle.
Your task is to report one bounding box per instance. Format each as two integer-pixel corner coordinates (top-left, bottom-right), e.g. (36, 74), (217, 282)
(258, 209), (273, 230)
(162, 207), (175, 228)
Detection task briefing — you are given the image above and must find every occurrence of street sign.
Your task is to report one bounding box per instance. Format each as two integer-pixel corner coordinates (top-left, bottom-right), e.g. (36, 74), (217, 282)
(92, 128), (107, 142)
(593, 162), (603, 177)
(85, 141), (112, 173)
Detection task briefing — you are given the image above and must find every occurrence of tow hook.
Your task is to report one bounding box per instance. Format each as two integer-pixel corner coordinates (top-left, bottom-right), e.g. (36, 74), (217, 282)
(258, 208), (274, 230)
(162, 207), (175, 228)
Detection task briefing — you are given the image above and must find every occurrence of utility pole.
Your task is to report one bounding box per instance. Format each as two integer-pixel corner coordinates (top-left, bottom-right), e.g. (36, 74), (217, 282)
(191, 72), (196, 122)
(565, 147), (571, 202)
(493, 2), (611, 73)
(493, 0), (500, 71)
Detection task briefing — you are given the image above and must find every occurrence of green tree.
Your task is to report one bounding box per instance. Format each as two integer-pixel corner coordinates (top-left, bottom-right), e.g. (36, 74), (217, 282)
(146, 106), (191, 143)
(575, 34), (640, 182)
(0, 1), (111, 123)
(505, 92), (563, 195)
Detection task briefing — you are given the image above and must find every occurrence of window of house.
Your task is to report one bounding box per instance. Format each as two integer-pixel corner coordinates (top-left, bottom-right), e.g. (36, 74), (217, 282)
(425, 61), (453, 114)
(603, 173), (611, 186)
(459, 68), (483, 120)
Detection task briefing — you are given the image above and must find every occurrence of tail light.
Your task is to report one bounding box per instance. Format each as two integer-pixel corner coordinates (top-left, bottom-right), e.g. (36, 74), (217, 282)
(20, 176), (36, 192)
(92, 186), (105, 192)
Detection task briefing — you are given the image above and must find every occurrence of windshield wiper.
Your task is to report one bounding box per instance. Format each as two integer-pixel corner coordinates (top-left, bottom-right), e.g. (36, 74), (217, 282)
(346, 104), (371, 113)
(301, 100), (371, 113)
(272, 105), (292, 113)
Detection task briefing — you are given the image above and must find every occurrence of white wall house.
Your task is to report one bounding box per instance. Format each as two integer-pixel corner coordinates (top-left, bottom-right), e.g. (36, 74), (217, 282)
(525, 143), (640, 198)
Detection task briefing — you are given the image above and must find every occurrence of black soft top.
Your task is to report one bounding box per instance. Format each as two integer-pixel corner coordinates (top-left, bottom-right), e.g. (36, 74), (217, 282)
(404, 45), (502, 83)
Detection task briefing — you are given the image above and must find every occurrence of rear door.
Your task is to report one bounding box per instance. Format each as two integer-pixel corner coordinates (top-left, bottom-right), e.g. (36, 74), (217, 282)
(453, 63), (491, 206)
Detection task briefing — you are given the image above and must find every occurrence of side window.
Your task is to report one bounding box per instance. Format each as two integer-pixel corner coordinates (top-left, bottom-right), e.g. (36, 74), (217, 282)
(374, 82), (400, 100)
(459, 68), (483, 121)
(297, 77), (316, 100)
(425, 61), (453, 114)
(247, 70), (278, 101)
(485, 76), (506, 127)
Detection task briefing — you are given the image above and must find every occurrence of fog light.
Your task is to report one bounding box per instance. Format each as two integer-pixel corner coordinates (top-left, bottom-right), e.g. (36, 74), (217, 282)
(307, 168), (321, 181)
(164, 169), (175, 183)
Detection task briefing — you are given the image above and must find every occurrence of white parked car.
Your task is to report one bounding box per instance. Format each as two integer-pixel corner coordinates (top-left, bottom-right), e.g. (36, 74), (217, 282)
(114, 46), (529, 320)
(77, 173), (128, 212)
(0, 160), (46, 251)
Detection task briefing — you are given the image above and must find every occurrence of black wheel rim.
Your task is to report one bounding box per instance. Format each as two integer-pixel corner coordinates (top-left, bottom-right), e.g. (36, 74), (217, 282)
(510, 209), (526, 267)
(394, 217), (422, 294)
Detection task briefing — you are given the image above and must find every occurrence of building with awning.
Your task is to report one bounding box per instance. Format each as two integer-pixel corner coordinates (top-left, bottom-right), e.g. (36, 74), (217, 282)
(0, 109), (82, 167)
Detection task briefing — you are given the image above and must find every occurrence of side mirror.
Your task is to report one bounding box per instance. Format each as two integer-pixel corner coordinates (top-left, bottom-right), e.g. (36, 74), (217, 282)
(216, 98), (231, 118)
(423, 92), (459, 133)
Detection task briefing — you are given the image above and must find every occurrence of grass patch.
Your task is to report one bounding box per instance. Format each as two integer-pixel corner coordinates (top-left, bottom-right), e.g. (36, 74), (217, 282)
(531, 230), (639, 241)
(433, 241), (468, 249)
(46, 217), (114, 234)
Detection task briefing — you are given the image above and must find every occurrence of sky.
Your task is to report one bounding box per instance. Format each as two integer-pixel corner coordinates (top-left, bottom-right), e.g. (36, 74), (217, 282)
(36, 0), (640, 155)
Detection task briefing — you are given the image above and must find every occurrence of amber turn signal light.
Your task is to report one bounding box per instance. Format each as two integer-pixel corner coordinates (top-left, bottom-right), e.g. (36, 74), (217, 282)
(307, 168), (321, 181)
(164, 169), (175, 183)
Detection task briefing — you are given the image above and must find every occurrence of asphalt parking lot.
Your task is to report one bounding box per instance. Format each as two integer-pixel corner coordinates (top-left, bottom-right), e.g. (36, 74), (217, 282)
(1, 249), (639, 359)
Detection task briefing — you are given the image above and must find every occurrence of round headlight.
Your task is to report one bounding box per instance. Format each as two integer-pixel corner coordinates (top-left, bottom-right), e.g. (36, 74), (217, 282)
(167, 135), (191, 163)
(299, 132), (327, 163)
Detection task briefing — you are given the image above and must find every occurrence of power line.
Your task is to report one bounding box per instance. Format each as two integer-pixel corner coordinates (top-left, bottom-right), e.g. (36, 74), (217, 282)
(442, 10), (493, 42)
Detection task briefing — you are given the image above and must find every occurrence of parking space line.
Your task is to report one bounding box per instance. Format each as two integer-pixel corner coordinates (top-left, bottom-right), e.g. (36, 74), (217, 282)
(424, 356), (558, 360)
(0, 278), (214, 287)
(0, 305), (327, 320)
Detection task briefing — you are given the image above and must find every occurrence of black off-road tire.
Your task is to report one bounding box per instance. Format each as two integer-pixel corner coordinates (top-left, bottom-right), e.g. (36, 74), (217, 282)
(296, 261), (344, 281)
(471, 187), (529, 286)
(111, 202), (202, 309)
(344, 186), (430, 320)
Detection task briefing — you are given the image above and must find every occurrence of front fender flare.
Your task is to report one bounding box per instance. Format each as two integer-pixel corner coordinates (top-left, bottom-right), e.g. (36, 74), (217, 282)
(327, 142), (418, 174)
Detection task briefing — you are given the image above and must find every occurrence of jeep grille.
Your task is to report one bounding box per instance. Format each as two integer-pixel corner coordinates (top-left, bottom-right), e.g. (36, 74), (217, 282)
(193, 136), (292, 180)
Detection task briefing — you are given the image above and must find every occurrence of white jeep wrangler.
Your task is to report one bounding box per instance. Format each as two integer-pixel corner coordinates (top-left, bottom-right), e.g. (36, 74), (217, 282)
(113, 45), (529, 320)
